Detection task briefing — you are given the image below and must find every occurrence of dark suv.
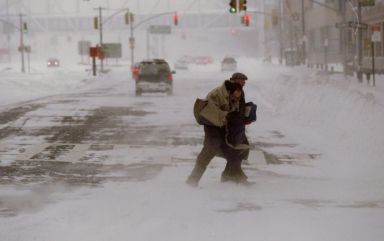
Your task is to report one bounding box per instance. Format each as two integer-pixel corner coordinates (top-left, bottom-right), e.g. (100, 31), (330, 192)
(134, 59), (175, 96)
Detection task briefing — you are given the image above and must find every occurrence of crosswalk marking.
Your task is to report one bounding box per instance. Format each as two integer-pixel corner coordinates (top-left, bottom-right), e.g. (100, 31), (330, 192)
(11, 143), (314, 166)
(58, 144), (90, 162)
(15, 143), (51, 160)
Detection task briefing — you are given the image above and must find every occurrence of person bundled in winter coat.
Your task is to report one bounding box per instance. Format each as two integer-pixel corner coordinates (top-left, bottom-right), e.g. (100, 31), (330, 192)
(221, 72), (257, 183)
(186, 79), (250, 187)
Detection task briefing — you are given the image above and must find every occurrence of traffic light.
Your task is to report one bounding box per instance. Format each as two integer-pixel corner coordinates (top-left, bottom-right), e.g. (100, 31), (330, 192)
(173, 12), (179, 26)
(124, 12), (130, 24)
(23, 22), (28, 33)
(272, 9), (279, 26)
(359, 0), (375, 7)
(229, 0), (237, 13)
(239, 0), (247, 11)
(124, 12), (134, 24)
(243, 14), (250, 26)
(93, 16), (98, 29)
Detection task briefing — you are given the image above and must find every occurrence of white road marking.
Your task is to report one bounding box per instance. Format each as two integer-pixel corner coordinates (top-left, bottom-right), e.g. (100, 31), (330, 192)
(15, 143), (51, 160)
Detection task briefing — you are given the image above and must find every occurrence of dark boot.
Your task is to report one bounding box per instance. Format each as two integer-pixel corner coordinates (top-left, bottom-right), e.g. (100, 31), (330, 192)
(186, 142), (218, 187)
(186, 165), (206, 187)
(221, 158), (251, 184)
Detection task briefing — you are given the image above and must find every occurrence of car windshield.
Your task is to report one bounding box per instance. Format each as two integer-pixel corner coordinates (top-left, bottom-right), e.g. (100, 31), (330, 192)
(223, 58), (235, 63)
(139, 63), (158, 75)
(140, 61), (170, 74)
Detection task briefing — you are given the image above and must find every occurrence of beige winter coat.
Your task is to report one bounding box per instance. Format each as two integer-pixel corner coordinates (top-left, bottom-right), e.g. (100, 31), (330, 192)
(199, 82), (239, 127)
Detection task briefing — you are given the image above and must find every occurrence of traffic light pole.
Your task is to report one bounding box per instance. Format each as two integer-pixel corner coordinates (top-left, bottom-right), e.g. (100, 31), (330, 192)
(98, 7), (104, 72)
(130, 14), (134, 68)
(95, 7), (132, 72)
(301, 0), (306, 65)
(279, 0), (283, 64)
(357, 2), (363, 82)
(19, 13), (25, 73)
(0, 15), (26, 72)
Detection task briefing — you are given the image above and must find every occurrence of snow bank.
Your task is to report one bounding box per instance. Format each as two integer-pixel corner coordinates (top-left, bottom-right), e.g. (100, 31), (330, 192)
(241, 58), (384, 181)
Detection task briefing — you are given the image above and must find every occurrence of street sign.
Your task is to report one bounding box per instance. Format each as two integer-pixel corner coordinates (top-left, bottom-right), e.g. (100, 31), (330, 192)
(335, 22), (348, 28)
(359, 0), (375, 7)
(371, 24), (382, 42)
(336, 21), (368, 29)
(78, 41), (91, 55)
(372, 32), (382, 42)
(18, 45), (31, 52)
(101, 43), (122, 58)
(148, 25), (171, 34)
(371, 23), (381, 32)
(90, 47), (98, 58)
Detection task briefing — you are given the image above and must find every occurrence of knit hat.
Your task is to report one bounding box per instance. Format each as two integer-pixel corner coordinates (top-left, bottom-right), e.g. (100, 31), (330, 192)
(230, 72), (248, 81)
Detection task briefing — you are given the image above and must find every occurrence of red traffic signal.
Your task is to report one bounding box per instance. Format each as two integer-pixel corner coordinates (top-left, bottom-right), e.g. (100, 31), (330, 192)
(173, 12), (179, 26)
(243, 14), (250, 26)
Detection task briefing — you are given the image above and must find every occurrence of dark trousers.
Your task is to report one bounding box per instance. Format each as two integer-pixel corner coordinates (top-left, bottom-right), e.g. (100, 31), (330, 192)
(221, 145), (248, 182)
(186, 125), (248, 185)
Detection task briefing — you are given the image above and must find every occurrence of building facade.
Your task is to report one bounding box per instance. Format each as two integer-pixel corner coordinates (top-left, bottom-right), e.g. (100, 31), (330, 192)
(282, 0), (384, 74)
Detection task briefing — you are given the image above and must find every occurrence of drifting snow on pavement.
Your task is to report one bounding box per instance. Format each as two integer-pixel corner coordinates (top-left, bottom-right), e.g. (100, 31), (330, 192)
(0, 59), (384, 241)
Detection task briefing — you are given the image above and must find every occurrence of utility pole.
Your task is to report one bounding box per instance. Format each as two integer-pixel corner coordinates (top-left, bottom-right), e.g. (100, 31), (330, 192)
(19, 13), (25, 73)
(6, 0), (11, 62)
(301, 0), (306, 65)
(146, 28), (150, 59)
(129, 12), (134, 67)
(279, 0), (283, 64)
(95, 7), (105, 72)
(341, 0), (347, 76)
(357, 2), (363, 82)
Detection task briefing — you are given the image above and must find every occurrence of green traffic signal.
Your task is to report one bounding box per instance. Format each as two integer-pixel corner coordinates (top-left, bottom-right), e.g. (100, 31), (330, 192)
(229, 0), (237, 13)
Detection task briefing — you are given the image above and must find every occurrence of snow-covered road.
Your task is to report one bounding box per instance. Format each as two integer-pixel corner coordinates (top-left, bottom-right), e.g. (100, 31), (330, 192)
(0, 59), (384, 241)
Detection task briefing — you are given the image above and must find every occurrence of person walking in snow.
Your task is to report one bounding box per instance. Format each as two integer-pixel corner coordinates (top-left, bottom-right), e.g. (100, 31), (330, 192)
(222, 72), (254, 183)
(186, 74), (252, 187)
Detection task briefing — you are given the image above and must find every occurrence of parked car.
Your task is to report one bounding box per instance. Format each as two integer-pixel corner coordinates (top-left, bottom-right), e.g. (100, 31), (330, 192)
(194, 56), (213, 65)
(134, 59), (175, 96)
(174, 59), (188, 70)
(221, 57), (237, 71)
(47, 58), (60, 67)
